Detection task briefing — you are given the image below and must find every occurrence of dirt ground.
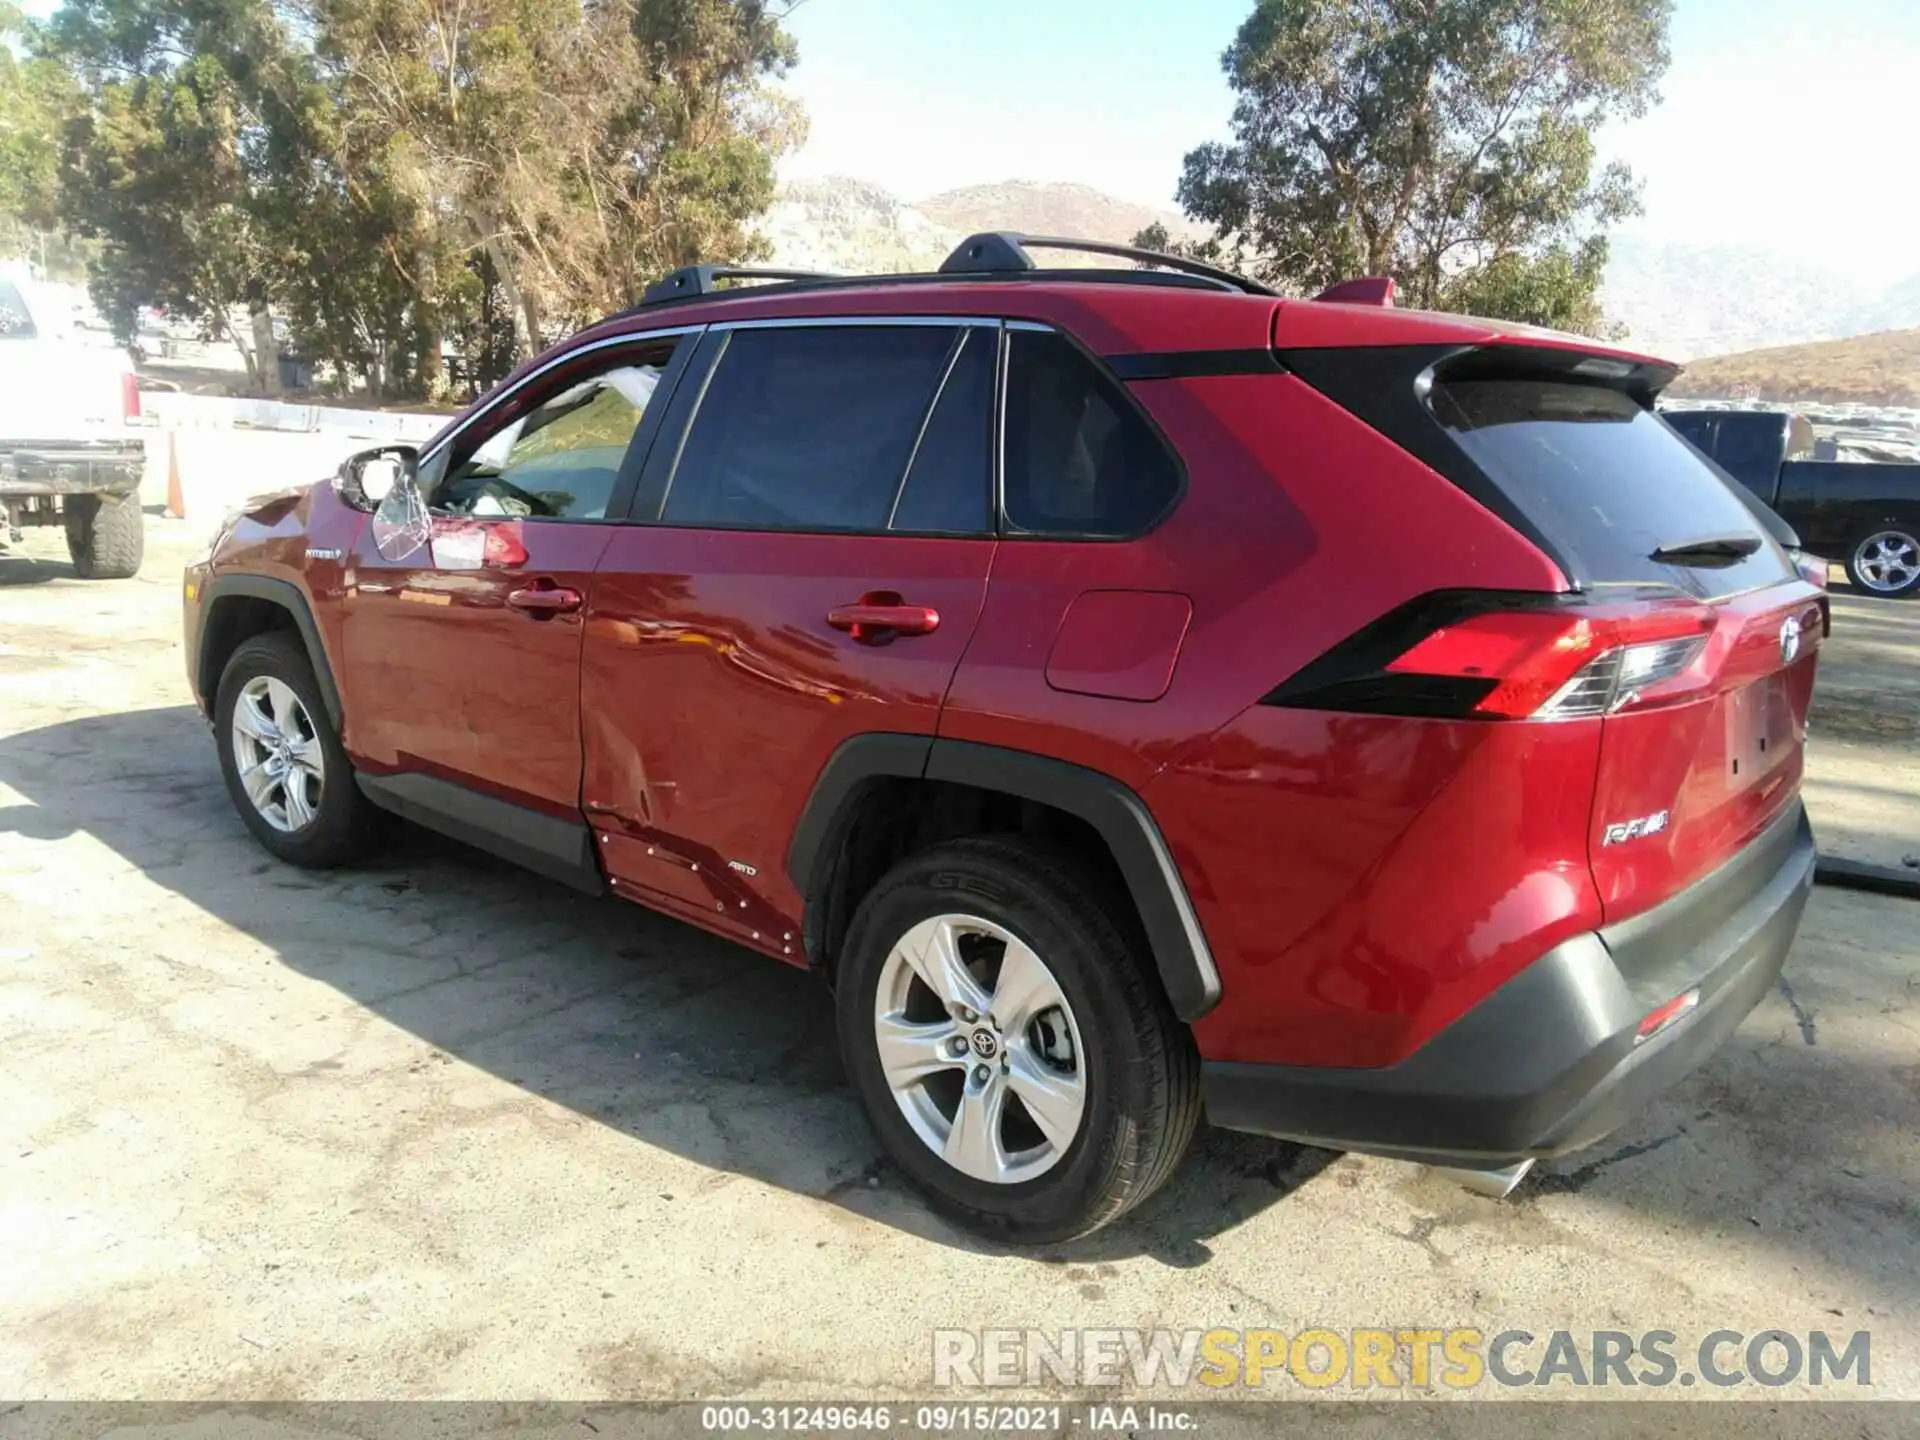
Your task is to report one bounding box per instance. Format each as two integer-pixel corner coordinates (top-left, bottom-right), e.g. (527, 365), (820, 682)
(1, 517), (1916, 1403)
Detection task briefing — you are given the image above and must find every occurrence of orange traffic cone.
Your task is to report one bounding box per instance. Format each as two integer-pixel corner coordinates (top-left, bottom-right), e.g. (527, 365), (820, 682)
(164, 431), (185, 520)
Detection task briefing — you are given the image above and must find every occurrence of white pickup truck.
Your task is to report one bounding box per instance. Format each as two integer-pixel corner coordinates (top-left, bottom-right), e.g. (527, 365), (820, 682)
(0, 266), (146, 578)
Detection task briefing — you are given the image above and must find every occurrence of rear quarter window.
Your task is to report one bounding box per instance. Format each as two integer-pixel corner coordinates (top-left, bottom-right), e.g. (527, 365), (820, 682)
(1002, 328), (1181, 537)
(1431, 379), (1795, 597)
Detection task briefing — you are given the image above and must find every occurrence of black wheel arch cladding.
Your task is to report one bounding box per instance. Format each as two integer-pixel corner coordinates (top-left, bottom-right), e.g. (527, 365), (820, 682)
(787, 734), (1222, 1021)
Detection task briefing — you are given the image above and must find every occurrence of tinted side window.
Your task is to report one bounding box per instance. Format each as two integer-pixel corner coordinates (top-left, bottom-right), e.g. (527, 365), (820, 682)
(890, 326), (994, 534)
(1003, 329), (1181, 537)
(439, 358), (667, 520)
(664, 325), (958, 532)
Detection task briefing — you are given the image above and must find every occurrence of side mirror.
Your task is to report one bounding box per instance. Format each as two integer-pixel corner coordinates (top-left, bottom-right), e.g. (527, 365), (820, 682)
(336, 444), (419, 513)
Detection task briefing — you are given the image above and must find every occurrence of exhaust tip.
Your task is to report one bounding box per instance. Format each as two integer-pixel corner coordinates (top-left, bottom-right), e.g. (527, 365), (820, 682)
(1433, 1159), (1534, 1199)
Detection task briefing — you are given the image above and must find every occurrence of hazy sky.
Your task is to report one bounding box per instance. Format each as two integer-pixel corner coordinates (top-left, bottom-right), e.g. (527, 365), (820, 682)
(778, 0), (1920, 286)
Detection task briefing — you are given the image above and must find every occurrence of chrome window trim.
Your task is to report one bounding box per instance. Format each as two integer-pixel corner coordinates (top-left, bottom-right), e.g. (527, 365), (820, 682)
(710, 314), (1001, 333)
(421, 324), (706, 463)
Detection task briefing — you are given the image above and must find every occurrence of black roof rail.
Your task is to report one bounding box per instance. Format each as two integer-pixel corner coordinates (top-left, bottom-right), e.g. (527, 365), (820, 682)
(938, 232), (1276, 298)
(641, 264), (839, 307)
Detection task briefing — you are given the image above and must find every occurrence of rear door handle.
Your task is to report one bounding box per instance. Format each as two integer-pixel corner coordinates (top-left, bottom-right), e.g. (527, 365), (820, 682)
(827, 593), (940, 643)
(507, 582), (583, 617)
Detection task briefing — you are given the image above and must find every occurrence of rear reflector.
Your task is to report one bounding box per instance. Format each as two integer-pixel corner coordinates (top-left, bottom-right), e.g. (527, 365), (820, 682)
(1636, 988), (1700, 1043)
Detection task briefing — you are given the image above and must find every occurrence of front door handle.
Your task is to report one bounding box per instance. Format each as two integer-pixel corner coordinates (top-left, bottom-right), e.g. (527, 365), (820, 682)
(507, 581), (583, 618)
(827, 591), (940, 643)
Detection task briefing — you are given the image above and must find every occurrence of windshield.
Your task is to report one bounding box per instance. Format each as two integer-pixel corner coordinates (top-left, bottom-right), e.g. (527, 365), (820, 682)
(0, 279), (38, 339)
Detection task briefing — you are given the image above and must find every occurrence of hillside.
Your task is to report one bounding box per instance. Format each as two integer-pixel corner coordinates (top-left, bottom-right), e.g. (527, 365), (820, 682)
(1668, 329), (1920, 407)
(756, 177), (1920, 369)
(756, 177), (957, 275)
(914, 181), (1202, 248)
(1601, 238), (1920, 362)
(759, 178), (1202, 278)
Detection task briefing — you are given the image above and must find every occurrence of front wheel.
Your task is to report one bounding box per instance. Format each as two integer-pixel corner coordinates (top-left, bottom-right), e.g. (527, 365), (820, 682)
(214, 632), (386, 866)
(1845, 527), (1920, 597)
(836, 836), (1200, 1242)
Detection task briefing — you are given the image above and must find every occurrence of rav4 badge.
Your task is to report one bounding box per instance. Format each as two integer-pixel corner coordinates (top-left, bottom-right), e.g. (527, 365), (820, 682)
(1603, 810), (1672, 846)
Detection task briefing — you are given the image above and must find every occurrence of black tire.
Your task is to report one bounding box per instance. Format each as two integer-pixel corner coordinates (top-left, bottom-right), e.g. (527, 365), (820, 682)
(1843, 526), (1920, 598)
(64, 491), (145, 579)
(836, 835), (1201, 1243)
(213, 632), (386, 867)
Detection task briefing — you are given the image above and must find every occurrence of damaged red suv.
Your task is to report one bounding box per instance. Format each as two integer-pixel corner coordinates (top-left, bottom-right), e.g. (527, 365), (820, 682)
(182, 234), (1822, 1240)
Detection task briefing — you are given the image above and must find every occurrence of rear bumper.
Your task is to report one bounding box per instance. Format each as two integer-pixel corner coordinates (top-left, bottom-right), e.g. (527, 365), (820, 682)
(0, 442), (145, 497)
(1203, 800), (1815, 1165)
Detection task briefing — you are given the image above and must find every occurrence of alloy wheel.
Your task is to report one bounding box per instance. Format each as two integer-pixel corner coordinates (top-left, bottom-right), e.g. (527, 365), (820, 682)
(872, 913), (1087, 1184)
(230, 675), (325, 833)
(1854, 531), (1920, 594)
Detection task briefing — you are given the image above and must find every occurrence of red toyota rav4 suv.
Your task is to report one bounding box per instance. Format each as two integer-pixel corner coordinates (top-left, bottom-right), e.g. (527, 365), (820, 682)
(183, 234), (1822, 1241)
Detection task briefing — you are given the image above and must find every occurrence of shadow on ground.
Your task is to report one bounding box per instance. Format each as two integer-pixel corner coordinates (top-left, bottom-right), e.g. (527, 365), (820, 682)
(0, 704), (1344, 1264)
(0, 552), (75, 585)
(4, 707), (1914, 1286)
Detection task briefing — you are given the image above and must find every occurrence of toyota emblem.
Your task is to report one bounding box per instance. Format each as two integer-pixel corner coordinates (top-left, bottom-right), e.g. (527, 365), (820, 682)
(1779, 615), (1802, 664)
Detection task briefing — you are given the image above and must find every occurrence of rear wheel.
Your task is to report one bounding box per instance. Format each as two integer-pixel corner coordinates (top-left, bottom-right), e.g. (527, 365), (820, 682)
(1845, 527), (1920, 597)
(836, 836), (1200, 1242)
(64, 491), (144, 579)
(214, 632), (385, 866)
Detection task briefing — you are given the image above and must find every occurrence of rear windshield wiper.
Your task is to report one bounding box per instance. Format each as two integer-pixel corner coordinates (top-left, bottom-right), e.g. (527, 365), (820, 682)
(1649, 534), (1763, 567)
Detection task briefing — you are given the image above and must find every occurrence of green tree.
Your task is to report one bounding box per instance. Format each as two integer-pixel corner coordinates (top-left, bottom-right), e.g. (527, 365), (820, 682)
(1158, 0), (1670, 334)
(0, 2), (84, 274)
(317, 0), (804, 362)
(45, 0), (328, 387)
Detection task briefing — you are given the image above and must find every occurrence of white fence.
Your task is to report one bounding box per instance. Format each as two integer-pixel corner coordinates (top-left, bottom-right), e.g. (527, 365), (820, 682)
(137, 391), (450, 522)
(139, 391), (445, 444)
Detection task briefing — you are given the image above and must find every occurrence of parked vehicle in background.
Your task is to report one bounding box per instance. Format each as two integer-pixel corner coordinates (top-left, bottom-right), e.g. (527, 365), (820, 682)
(182, 236), (1824, 1240)
(0, 266), (146, 577)
(1664, 408), (1920, 597)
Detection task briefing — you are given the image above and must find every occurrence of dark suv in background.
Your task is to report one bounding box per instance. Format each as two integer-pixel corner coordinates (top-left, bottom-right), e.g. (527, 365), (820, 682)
(182, 235), (1823, 1240)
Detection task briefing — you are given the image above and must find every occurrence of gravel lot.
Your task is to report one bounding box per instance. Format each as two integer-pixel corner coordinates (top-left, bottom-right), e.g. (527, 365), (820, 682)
(2, 517), (1916, 1402)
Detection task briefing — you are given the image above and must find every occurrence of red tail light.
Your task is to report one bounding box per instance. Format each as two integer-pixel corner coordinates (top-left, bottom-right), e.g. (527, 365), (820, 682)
(1385, 601), (1715, 720)
(1263, 591), (1720, 721)
(121, 371), (141, 422)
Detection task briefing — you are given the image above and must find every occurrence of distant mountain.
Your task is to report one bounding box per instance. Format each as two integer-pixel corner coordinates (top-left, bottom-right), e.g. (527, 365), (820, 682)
(1602, 236), (1920, 361)
(913, 181), (1203, 249)
(759, 178), (1202, 277)
(757, 177), (957, 275)
(759, 179), (1920, 371)
(1666, 328), (1920, 407)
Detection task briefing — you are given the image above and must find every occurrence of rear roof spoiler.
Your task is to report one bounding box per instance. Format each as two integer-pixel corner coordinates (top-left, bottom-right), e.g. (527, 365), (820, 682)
(1314, 276), (1397, 307)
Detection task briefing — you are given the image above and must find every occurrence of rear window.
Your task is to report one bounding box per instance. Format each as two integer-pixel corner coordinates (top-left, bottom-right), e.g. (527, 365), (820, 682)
(0, 279), (37, 339)
(1431, 379), (1794, 596)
